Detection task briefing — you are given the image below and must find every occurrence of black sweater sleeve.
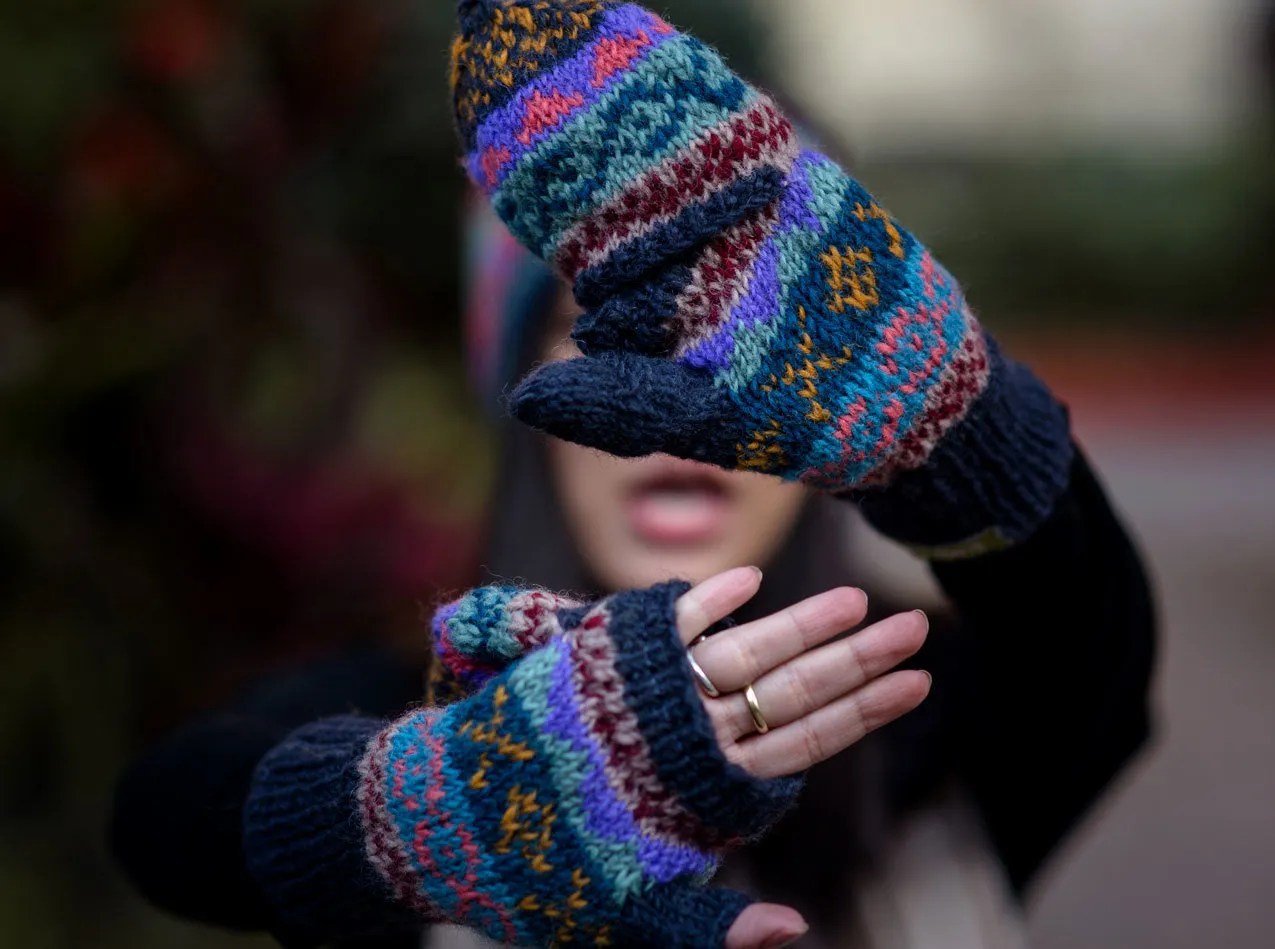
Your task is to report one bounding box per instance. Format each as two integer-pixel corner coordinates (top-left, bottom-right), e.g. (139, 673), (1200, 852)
(916, 446), (1157, 892)
(109, 648), (424, 947)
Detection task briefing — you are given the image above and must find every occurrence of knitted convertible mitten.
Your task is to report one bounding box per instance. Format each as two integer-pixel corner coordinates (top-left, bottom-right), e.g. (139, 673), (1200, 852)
(244, 583), (800, 948)
(451, 1), (1074, 560)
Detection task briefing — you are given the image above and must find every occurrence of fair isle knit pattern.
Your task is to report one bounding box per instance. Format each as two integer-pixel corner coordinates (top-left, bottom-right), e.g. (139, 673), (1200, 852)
(351, 583), (797, 947)
(451, 0), (798, 304)
(473, 0), (1077, 558)
(665, 149), (993, 494)
(509, 141), (1072, 555)
(431, 586), (583, 696)
(244, 584), (795, 947)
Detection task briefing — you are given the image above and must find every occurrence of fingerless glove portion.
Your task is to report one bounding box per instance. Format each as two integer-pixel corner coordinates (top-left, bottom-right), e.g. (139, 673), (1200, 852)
(245, 583), (800, 948)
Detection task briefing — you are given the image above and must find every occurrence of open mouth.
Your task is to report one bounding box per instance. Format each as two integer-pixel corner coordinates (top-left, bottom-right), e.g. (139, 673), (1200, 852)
(625, 463), (733, 546)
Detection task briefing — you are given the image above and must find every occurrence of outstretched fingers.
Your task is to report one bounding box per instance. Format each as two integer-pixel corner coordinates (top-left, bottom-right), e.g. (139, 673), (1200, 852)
(675, 567), (764, 645)
(728, 668), (933, 780)
(689, 587), (870, 694)
(715, 610), (930, 741)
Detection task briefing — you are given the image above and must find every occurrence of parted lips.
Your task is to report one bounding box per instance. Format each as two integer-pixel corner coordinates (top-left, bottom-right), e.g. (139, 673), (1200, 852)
(450, 0), (798, 303)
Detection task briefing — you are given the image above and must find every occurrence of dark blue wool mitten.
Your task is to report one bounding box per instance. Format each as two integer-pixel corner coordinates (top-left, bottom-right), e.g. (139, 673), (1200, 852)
(244, 583), (800, 948)
(450, 0), (1074, 560)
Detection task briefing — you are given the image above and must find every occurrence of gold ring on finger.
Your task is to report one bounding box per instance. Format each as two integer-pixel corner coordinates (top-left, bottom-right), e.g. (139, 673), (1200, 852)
(744, 683), (770, 735)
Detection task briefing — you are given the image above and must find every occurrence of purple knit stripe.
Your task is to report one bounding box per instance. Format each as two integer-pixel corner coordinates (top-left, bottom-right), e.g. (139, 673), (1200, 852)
(678, 155), (823, 373)
(431, 601), (460, 666)
(778, 151), (826, 235)
(466, 5), (673, 191)
(563, 605), (713, 845)
(679, 229), (779, 373)
(540, 639), (713, 883)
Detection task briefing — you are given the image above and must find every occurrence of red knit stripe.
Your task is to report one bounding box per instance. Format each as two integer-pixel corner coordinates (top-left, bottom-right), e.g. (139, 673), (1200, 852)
(565, 606), (715, 846)
(673, 203), (780, 339)
(864, 319), (990, 485)
(358, 724), (437, 917)
(552, 98), (795, 280)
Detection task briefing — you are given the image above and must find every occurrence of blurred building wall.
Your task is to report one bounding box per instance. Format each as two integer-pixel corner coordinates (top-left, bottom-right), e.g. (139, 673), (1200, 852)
(756, 0), (1264, 153)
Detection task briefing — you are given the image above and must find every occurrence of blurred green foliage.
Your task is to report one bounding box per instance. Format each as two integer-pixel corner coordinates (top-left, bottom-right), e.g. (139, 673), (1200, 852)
(854, 144), (1274, 329)
(0, 2), (764, 946)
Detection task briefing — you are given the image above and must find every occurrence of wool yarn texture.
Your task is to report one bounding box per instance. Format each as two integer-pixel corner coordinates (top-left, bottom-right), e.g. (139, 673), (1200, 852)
(244, 583), (800, 948)
(452, 0), (1074, 560)
(451, 0), (798, 306)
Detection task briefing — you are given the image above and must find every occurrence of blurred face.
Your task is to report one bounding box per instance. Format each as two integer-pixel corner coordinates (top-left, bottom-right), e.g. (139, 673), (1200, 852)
(541, 288), (808, 591)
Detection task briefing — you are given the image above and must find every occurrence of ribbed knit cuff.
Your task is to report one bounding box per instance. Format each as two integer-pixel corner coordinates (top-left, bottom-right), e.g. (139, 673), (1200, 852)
(242, 716), (424, 945)
(854, 337), (1074, 560)
(605, 583), (803, 844)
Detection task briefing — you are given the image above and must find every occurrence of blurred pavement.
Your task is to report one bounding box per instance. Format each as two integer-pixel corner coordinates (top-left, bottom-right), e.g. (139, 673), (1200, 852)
(1022, 343), (1275, 948)
(852, 338), (1275, 948)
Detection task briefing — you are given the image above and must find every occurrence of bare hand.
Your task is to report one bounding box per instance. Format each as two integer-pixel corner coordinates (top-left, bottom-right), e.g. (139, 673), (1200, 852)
(675, 567), (932, 949)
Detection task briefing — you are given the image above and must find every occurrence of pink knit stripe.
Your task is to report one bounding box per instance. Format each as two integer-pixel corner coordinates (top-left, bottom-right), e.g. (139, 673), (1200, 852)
(671, 203), (780, 344)
(506, 589), (582, 652)
(564, 604), (716, 846)
(436, 626), (493, 682)
(863, 316), (990, 486)
(407, 716), (518, 943)
(357, 725), (436, 917)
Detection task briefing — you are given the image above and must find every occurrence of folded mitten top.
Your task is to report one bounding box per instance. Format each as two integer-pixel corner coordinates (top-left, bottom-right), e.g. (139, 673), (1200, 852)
(451, 0), (798, 303)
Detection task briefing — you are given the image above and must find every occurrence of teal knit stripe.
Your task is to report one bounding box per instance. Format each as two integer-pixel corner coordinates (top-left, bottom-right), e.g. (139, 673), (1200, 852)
(506, 646), (638, 903)
(379, 708), (518, 932)
(447, 588), (577, 662)
(717, 155), (852, 392)
(547, 96), (796, 279)
(357, 722), (438, 918)
(506, 641), (713, 904)
(491, 35), (753, 258)
(807, 253), (975, 481)
(443, 587), (519, 659)
(855, 312), (989, 486)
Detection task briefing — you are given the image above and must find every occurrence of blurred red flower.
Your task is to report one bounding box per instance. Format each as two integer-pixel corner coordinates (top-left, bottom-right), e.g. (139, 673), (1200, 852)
(127, 0), (230, 83)
(69, 104), (185, 207)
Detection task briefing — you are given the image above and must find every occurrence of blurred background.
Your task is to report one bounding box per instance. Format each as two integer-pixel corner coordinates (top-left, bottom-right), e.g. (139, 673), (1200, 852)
(0, 0), (1271, 947)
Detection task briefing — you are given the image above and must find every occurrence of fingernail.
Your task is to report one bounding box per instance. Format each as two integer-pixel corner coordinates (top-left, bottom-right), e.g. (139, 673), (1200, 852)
(750, 566), (764, 581)
(921, 670), (933, 688)
(762, 929), (807, 949)
(913, 609), (929, 628)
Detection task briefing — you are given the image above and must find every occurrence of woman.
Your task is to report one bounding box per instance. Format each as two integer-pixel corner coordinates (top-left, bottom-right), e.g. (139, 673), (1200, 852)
(111, 2), (1156, 947)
